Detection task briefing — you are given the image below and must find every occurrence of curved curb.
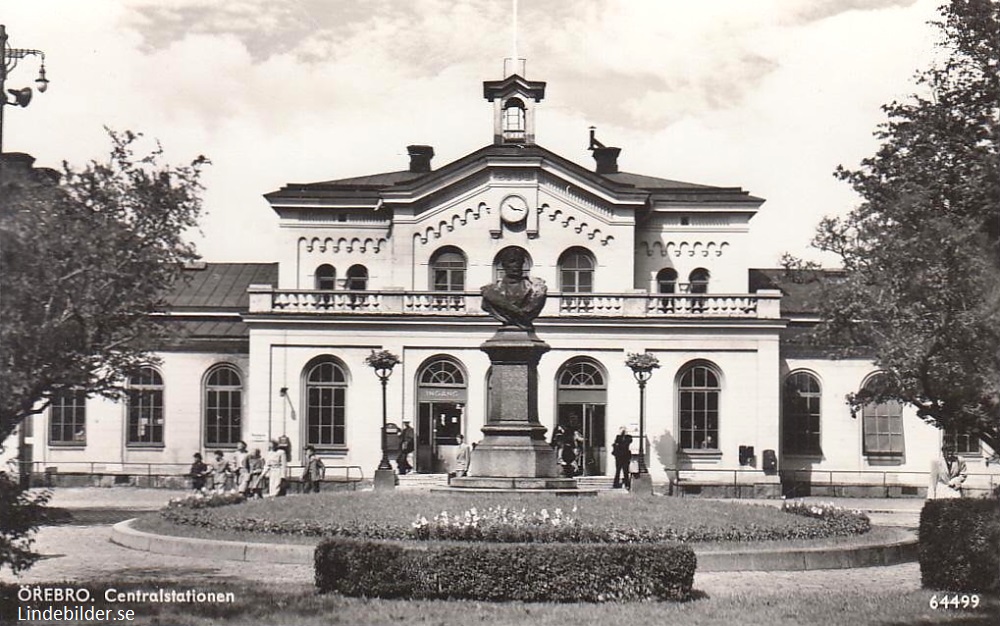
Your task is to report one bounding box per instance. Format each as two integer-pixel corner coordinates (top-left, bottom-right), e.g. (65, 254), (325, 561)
(111, 519), (917, 571)
(694, 531), (918, 571)
(111, 519), (314, 565)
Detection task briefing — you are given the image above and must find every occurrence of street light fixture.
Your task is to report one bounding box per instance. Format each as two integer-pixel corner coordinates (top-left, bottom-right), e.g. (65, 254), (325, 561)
(1, 24), (50, 154)
(625, 352), (660, 483)
(365, 349), (401, 487)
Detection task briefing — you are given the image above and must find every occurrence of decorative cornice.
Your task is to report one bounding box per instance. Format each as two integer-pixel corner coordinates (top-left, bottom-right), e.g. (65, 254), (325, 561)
(413, 202), (491, 245)
(300, 236), (387, 254)
(640, 240), (730, 258)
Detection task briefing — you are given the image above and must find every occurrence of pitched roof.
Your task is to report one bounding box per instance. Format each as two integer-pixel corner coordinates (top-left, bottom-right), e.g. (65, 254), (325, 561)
(167, 263), (278, 311)
(264, 143), (763, 205)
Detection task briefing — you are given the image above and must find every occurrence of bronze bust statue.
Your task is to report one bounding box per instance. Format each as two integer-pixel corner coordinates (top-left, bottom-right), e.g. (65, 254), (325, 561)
(481, 248), (547, 330)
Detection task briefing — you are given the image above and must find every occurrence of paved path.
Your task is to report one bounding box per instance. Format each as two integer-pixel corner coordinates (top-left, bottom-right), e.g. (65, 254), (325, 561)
(0, 487), (925, 598)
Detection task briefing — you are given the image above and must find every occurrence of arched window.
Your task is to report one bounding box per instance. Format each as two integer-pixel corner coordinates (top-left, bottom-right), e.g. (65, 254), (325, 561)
(420, 359), (466, 386)
(49, 390), (86, 445)
(493, 247), (532, 282)
(559, 248), (595, 293)
(657, 268), (678, 294)
(861, 374), (904, 456)
(558, 360), (606, 388)
(678, 363), (720, 450)
(204, 365), (243, 447)
(127, 366), (164, 446)
(315, 264), (336, 290)
(305, 359), (348, 447)
(345, 264), (369, 291)
(430, 247), (466, 292)
(782, 371), (821, 455)
(688, 268), (710, 294)
(502, 97), (526, 139)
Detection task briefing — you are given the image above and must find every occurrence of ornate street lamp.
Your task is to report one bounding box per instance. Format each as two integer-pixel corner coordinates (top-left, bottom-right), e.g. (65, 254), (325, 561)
(1, 25), (50, 154)
(365, 349), (401, 476)
(625, 352), (660, 477)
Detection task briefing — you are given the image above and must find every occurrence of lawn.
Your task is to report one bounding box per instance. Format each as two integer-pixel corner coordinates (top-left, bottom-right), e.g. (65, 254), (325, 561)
(2, 581), (997, 626)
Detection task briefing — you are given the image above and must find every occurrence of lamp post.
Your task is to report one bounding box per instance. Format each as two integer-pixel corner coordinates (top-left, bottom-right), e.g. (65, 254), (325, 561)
(366, 350), (401, 489)
(626, 352), (659, 494)
(1, 24), (50, 155)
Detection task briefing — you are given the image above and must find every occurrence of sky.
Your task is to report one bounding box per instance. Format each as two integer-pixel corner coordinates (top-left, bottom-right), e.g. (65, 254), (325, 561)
(1, 0), (945, 267)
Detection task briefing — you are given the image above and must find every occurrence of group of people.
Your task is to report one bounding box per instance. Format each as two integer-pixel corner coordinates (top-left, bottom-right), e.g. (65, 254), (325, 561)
(550, 424), (586, 478)
(189, 439), (326, 498)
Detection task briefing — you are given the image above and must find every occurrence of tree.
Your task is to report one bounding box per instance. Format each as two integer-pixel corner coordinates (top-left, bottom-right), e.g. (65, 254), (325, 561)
(792, 0), (1000, 450)
(0, 130), (207, 447)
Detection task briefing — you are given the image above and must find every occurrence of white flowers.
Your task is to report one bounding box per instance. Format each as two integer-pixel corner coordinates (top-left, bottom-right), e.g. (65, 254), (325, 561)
(410, 504), (577, 534)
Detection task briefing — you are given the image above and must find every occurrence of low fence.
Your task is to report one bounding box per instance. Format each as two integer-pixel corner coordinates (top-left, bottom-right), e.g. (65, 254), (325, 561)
(780, 468), (998, 498)
(659, 467), (999, 499)
(24, 461), (365, 489)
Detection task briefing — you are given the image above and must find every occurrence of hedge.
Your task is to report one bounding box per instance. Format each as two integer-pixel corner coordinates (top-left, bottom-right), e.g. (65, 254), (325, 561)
(919, 498), (1000, 593)
(315, 537), (696, 602)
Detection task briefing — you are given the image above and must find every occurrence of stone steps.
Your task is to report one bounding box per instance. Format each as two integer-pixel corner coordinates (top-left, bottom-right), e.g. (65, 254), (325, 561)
(396, 473), (448, 489)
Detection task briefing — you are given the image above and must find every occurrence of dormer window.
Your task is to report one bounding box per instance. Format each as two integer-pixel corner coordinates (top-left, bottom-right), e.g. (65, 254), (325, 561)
(502, 97), (526, 142)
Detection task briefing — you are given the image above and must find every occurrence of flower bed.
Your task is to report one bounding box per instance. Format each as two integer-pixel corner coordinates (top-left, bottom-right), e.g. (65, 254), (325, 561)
(158, 493), (870, 544)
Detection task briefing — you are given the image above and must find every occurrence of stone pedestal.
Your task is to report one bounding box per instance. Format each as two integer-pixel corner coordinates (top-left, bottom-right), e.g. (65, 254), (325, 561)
(373, 468), (396, 491)
(450, 326), (575, 490)
(629, 473), (654, 496)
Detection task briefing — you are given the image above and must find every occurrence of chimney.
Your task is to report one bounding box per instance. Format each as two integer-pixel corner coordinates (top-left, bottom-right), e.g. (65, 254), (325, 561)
(592, 146), (621, 174)
(407, 145), (434, 173)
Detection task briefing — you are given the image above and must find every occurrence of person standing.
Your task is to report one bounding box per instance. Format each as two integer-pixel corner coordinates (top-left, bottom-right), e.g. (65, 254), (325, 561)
(246, 448), (265, 499)
(264, 440), (287, 497)
(612, 426), (633, 489)
(929, 445), (967, 499)
(231, 441), (250, 494)
(398, 421), (415, 475)
(453, 434), (472, 479)
(210, 450), (231, 493)
(188, 453), (210, 493)
(302, 445), (325, 493)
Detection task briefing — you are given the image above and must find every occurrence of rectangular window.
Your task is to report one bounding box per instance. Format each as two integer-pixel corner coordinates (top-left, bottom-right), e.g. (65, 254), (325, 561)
(944, 429), (979, 454)
(50, 391), (86, 445)
(128, 389), (164, 445)
(680, 389), (719, 450)
(307, 387), (346, 447)
(862, 401), (903, 455)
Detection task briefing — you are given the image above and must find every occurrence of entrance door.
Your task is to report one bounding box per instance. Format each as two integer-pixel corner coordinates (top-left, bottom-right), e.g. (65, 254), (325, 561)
(557, 403), (606, 476)
(417, 402), (463, 473)
(556, 359), (608, 476)
(416, 357), (467, 474)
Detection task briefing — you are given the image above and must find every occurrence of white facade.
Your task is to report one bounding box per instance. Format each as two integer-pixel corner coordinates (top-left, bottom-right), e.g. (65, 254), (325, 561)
(8, 69), (997, 496)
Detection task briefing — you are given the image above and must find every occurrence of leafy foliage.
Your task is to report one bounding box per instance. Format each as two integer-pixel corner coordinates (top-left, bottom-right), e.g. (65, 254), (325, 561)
(0, 130), (206, 574)
(789, 0), (1000, 446)
(0, 472), (51, 574)
(363, 349), (402, 373)
(315, 537), (696, 602)
(919, 498), (1000, 592)
(0, 130), (208, 445)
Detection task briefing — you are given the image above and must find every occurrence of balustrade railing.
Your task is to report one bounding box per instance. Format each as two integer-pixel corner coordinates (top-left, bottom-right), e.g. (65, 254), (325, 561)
(249, 287), (781, 319)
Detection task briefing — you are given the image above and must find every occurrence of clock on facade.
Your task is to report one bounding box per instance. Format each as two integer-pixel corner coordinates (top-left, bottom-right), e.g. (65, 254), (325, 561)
(499, 195), (529, 224)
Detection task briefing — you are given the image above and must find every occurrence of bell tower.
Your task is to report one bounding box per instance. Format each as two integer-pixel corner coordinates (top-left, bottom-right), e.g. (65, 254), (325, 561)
(483, 0), (545, 145)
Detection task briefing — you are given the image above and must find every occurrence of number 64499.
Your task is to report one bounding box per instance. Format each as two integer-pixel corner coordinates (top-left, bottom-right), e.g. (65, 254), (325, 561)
(929, 594), (979, 609)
